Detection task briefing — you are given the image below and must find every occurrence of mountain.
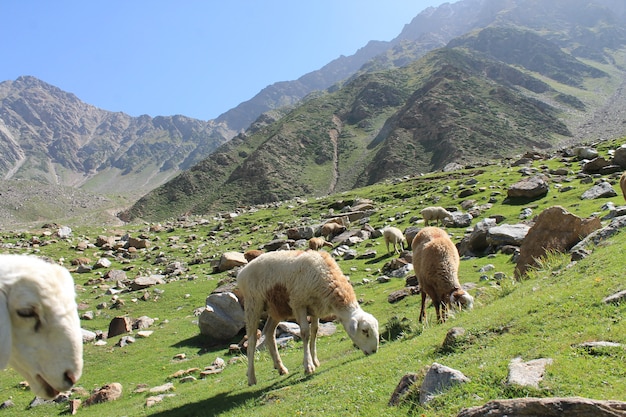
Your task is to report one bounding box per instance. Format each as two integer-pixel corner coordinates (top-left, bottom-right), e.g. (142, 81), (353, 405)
(0, 76), (229, 197)
(123, 0), (626, 222)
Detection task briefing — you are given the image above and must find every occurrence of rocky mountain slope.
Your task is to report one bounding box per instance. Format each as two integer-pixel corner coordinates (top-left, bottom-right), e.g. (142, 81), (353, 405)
(0, 76), (229, 197)
(123, 6), (626, 221)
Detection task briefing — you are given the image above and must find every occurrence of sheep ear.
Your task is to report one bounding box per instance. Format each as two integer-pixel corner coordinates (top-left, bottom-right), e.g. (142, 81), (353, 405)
(0, 290), (11, 369)
(348, 317), (358, 336)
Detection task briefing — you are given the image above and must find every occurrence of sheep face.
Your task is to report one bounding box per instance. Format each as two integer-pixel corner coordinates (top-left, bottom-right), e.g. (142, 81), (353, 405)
(450, 290), (474, 312)
(347, 311), (379, 355)
(0, 259), (83, 399)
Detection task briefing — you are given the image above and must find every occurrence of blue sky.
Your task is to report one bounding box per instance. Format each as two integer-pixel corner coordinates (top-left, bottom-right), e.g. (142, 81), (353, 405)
(1, 1), (446, 120)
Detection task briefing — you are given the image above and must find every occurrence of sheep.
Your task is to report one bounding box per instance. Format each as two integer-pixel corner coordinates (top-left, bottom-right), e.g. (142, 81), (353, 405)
(320, 222), (346, 240)
(620, 171), (626, 202)
(237, 250), (379, 385)
(243, 249), (264, 262)
(411, 227), (474, 323)
(421, 206), (452, 226)
(0, 254), (83, 399)
(382, 226), (405, 254)
(308, 237), (333, 250)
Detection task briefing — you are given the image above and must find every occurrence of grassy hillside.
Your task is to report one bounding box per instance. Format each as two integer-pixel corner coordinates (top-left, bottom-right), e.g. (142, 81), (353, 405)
(1, 137), (626, 416)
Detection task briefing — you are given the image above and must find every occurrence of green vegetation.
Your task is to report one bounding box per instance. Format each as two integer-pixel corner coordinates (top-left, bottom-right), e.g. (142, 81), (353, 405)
(1, 140), (626, 416)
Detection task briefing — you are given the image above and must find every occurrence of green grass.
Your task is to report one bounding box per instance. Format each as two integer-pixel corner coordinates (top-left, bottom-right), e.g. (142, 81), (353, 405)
(1, 142), (626, 416)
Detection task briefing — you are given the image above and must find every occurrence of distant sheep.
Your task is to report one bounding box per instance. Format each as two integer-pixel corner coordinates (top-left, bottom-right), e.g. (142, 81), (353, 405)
(411, 227), (473, 323)
(237, 250), (379, 385)
(382, 226), (405, 254)
(620, 172), (626, 202)
(320, 222), (346, 240)
(421, 206), (452, 226)
(243, 250), (264, 262)
(0, 254), (83, 399)
(308, 237), (333, 251)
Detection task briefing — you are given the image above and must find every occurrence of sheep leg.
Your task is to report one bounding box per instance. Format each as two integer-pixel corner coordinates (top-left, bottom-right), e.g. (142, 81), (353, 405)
(245, 308), (262, 386)
(263, 316), (288, 376)
(295, 309), (316, 374)
(309, 316), (320, 367)
(419, 291), (427, 323)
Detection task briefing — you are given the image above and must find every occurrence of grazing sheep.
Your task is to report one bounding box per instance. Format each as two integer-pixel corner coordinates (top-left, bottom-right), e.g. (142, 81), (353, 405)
(320, 222), (346, 240)
(237, 250), (379, 385)
(0, 254), (83, 399)
(421, 206), (452, 226)
(382, 226), (405, 254)
(620, 171), (626, 202)
(308, 237), (333, 251)
(243, 249), (264, 262)
(411, 227), (473, 323)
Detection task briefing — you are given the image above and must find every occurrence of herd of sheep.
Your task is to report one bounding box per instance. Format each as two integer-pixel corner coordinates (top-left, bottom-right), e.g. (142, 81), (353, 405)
(0, 206), (473, 391)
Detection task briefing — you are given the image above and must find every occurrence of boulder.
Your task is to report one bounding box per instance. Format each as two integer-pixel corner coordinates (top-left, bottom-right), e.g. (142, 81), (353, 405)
(574, 146), (599, 160)
(507, 357), (552, 388)
(458, 397), (626, 417)
(486, 224), (530, 248)
(84, 383), (123, 406)
(443, 211), (473, 228)
(217, 252), (248, 272)
(514, 206), (601, 278)
(582, 156), (611, 174)
(130, 274), (165, 291)
(458, 218), (497, 256)
(507, 175), (549, 199)
(198, 292), (245, 341)
(108, 316), (132, 338)
(420, 362), (470, 404)
(581, 182), (618, 200)
(612, 144), (626, 168)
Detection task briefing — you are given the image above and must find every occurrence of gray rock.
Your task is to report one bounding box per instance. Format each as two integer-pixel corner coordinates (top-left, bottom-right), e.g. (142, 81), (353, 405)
(486, 224), (530, 247)
(581, 182), (618, 200)
(420, 362), (470, 404)
(198, 292), (245, 341)
(458, 397), (626, 417)
(507, 175), (549, 199)
(507, 357), (552, 388)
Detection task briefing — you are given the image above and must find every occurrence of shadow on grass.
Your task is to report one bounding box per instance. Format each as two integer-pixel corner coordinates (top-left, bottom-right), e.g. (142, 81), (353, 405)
(172, 331), (246, 356)
(147, 351), (367, 416)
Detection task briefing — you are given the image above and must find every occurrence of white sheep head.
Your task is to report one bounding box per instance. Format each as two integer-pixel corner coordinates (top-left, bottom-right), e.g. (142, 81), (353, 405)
(346, 310), (379, 355)
(0, 255), (83, 399)
(450, 289), (474, 312)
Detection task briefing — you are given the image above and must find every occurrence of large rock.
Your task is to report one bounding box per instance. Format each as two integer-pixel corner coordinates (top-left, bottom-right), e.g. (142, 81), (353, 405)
(420, 363), (470, 404)
(612, 144), (626, 168)
(507, 357), (552, 388)
(457, 397), (626, 417)
(217, 252), (248, 272)
(198, 292), (245, 341)
(458, 218), (497, 256)
(582, 156), (611, 173)
(84, 383), (123, 405)
(507, 175), (549, 199)
(515, 206), (601, 278)
(108, 316), (132, 338)
(130, 274), (165, 291)
(486, 224), (530, 248)
(581, 181), (618, 200)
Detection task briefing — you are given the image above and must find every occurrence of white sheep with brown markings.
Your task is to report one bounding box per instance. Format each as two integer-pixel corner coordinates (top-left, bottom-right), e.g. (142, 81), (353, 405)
(421, 206), (452, 226)
(0, 254), (83, 399)
(382, 226), (405, 254)
(237, 250), (379, 385)
(411, 227), (473, 323)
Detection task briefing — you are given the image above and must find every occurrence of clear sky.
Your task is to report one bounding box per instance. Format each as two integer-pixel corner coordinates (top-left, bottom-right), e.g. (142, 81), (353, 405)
(0, 1), (447, 121)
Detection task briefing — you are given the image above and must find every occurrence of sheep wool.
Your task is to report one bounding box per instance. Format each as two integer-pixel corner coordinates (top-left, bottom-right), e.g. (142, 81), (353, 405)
(237, 250), (379, 385)
(382, 226), (405, 254)
(411, 227), (473, 323)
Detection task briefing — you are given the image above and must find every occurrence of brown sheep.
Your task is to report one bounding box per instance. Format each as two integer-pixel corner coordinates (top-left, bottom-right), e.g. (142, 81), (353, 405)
(320, 222), (346, 240)
(620, 171), (626, 202)
(411, 227), (473, 323)
(308, 237), (333, 250)
(243, 250), (264, 262)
